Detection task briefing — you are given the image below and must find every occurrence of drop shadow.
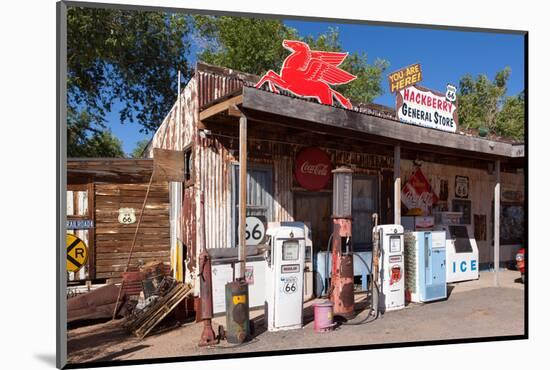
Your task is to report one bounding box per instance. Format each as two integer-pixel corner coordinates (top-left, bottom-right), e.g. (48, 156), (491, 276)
(33, 353), (56, 367)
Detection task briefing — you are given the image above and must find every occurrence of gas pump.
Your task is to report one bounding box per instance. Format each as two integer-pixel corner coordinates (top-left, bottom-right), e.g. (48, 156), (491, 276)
(330, 167), (355, 319)
(374, 224), (405, 312)
(264, 223), (306, 331)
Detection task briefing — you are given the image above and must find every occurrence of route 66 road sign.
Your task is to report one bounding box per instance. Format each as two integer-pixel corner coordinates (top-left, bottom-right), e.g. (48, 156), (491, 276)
(245, 216), (266, 246)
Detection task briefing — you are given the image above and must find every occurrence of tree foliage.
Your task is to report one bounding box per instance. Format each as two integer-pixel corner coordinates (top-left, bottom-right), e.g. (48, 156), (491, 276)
(130, 139), (151, 158)
(457, 67), (524, 140)
(67, 108), (125, 157)
(194, 19), (389, 104)
(67, 7), (191, 133)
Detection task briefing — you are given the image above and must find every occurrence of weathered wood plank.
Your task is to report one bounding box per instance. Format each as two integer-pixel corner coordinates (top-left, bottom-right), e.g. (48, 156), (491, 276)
(200, 94), (243, 121)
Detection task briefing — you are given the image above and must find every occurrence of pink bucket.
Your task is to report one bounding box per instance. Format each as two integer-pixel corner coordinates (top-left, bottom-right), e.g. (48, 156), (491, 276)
(313, 301), (336, 333)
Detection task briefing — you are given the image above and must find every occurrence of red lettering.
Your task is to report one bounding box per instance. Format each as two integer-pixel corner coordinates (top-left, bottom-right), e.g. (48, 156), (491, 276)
(437, 99), (442, 110)
(403, 88), (410, 101)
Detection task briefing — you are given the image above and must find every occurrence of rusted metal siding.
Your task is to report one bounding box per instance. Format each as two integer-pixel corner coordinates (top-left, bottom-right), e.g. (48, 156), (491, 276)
(198, 136), (233, 250)
(149, 79), (197, 153)
(197, 63), (258, 109)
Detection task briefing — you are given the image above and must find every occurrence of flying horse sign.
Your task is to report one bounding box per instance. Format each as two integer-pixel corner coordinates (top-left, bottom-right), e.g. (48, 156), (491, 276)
(255, 40), (357, 109)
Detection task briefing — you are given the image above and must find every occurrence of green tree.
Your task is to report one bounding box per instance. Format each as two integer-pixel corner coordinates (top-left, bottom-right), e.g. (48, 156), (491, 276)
(495, 91), (525, 140)
(130, 139), (151, 158)
(193, 16), (298, 76)
(303, 28), (390, 104)
(457, 67), (524, 140)
(67, 108), (125, 157)
(194, 19), (389, 104)
(67, 7), (191, 134)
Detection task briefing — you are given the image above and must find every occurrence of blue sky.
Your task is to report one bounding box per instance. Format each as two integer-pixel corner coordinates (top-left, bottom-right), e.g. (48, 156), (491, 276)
(106, 20), (525, 155)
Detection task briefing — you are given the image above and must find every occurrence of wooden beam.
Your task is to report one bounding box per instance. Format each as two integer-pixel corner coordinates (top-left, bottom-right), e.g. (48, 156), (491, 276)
(494, 159), (501, 287)
(394, 145), (401, 225)
(199, 94), (243, 121)
(238, 115), (247, 280)
(242, 87), (521, 158)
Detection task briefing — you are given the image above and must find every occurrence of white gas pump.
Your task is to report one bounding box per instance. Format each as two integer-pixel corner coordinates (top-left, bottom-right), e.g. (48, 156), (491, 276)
(375, 224), (405, 312)
(264, 223), (306, 331)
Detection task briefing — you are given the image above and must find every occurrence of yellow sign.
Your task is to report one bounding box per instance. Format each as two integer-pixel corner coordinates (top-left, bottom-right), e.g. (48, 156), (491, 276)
(388, 63), (423, 94)
(232, 295), (247, 305)
(66, 233), (88, 272)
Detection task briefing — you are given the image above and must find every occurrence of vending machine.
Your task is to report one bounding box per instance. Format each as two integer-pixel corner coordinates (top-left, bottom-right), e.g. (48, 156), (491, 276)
(405, 231), (447, 303)
(375, 224), (405, 312)
(434, 212), (479, 283)
(264, 222), (306, 331)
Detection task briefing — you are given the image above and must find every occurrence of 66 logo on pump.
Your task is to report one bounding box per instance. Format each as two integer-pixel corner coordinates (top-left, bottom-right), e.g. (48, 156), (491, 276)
(280, 276), (298, 294)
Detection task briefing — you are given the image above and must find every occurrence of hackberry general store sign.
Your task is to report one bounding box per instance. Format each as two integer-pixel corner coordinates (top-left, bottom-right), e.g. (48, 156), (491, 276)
(396, 85), (459, 133)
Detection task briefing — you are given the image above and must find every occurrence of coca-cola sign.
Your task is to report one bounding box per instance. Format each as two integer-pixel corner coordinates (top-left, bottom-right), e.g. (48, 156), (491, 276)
(401, 167), (439, 215)
(294, 147), (332, 191)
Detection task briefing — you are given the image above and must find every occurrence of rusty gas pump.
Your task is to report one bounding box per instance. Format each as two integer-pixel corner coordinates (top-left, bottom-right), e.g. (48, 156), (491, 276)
(330, 167), (355, 319)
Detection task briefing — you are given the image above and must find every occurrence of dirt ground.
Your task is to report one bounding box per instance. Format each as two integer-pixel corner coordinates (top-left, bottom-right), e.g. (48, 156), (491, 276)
(67, 270), (525, 365)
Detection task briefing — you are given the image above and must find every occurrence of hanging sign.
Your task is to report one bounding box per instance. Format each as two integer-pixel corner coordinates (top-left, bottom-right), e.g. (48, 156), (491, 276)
(388, 63), (423, 94)
(396, 85), (459, 133)
(402, 167), (439, 215)
(255, 40), (357, 108)
(294, 147), (332, 191)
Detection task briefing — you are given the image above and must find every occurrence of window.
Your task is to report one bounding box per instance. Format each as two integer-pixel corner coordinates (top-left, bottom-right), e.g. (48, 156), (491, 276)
(183, 145), (193, 187)
(352, 176), (379, 251)
(231, 164), (273, 247)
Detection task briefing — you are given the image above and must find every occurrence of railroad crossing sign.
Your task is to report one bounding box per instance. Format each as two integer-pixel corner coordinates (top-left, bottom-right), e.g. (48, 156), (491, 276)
(66, 233), (88, 272)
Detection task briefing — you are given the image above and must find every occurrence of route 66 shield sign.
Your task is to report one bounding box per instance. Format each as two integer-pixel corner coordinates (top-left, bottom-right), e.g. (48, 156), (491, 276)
(118, 207), (136, 224)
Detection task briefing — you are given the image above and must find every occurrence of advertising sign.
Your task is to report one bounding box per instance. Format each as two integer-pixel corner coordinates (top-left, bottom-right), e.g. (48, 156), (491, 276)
(401, 167), (439, 215)
(294, 147), (332, 191)
(255, 40), (357, 109)
(388, 63), (423, 94)
(396, 85), (459, 133)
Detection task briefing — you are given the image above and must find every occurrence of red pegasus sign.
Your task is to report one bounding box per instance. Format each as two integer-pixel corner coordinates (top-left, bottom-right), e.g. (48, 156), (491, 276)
(255, 40), (357, 109)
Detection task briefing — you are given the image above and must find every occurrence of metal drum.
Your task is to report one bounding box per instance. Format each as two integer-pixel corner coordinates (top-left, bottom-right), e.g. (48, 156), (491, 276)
(225, 280), (250, 343)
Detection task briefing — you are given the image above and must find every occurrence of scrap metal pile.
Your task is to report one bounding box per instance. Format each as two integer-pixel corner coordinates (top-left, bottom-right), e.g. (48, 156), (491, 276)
(123, 275), (192, 339)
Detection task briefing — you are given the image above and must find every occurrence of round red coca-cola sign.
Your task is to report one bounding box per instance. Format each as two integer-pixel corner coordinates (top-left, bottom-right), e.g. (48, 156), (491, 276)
(294, 147), (332, 191)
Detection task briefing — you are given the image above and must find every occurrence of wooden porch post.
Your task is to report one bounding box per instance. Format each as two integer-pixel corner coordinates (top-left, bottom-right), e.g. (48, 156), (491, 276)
(494, 159), (501, 287)
(394, 145), (401, 225)
(238, 115), (248, 279)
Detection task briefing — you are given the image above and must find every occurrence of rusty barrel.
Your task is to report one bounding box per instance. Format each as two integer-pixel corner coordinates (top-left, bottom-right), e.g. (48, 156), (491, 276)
(225, 280), (250, 343)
